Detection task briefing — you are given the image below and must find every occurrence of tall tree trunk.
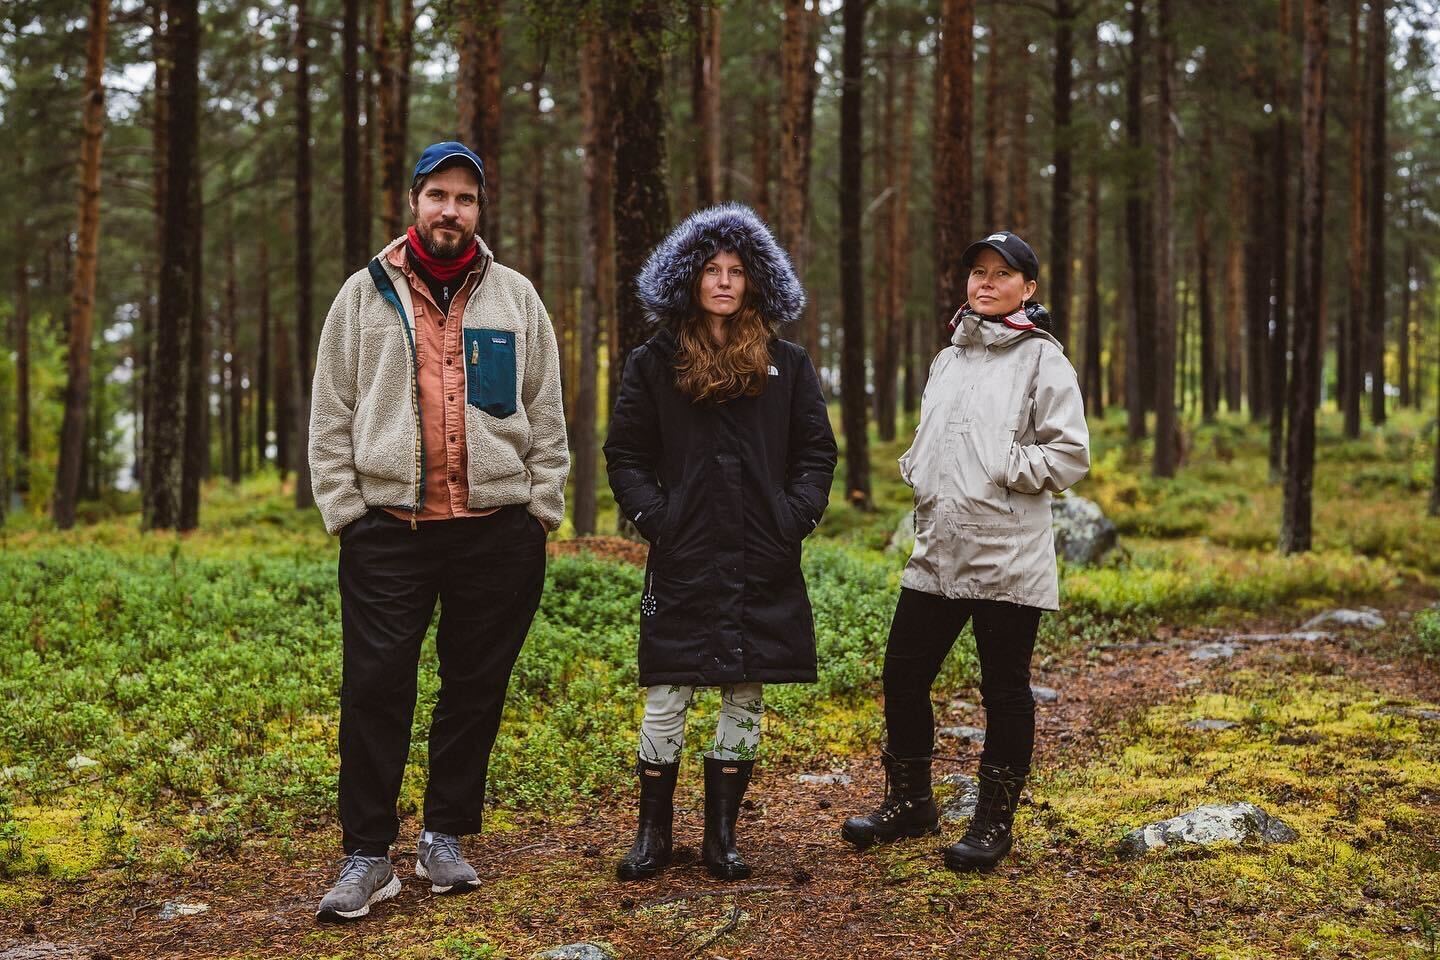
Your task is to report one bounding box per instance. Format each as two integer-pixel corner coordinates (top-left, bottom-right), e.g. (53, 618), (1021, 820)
(779, 0), (820, 356)
(872, 34), (896, 441)
(179, 158), (206, 528)
(376, 0), (413, 240)
(1124, 0), (1149, 440)
(934, 0), (974, 341)
(225, 210), (241, 483)
(611, 0), (672, 425)
(1224, 168), (1245, 415)
(342, 0), (364, 276)
(145, 0), (197, 530)
(360, 0), (374, 254)
(14, 226), (31, 495)
(751, 91), (771, 219)
(1049, 0), (1074, 352)
(576, 28), (613, 536)
(1281, 0), (1328, 554)
(1268, 0), (1292, 478)
(880, 38), (917, 442)
(53, 0), (110, 529)
(1151, 0), (1177, 477)
(294, 0), (315, 511)
(982, 23), (999, 229)
(256, 215), (271, 467)
(1244, 127), (1271, 418)
(1009, 34), (1031, 237)
(1083, 163), (1102, 415)
(1197, 203), (1217, 422)
(691, 1), (721, 206)
(839, 0), (870, 509)
(1342, 0), (1364, 436)
(1364, 0), (1386, 426)
(457, 0), (502, 251)
(529, 70), (547, 299)
(1398, 200), (1412, 407)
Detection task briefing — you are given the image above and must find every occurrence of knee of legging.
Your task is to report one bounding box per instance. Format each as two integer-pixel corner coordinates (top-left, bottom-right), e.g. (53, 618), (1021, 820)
(881, 664), (933, 699)
(979, 682), (1035, 714)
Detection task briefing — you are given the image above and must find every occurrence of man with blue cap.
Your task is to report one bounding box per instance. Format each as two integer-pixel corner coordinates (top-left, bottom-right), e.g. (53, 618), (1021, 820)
(309, 141), (569, 921)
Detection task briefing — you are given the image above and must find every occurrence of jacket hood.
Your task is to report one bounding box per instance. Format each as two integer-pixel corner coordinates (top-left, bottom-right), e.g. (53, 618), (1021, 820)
(636, 203), (805, 330)
(950, 308), (1063, 353)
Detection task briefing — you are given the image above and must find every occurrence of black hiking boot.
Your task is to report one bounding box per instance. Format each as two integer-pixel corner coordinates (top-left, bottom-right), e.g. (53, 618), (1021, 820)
(617, 759), (680, 881)
(702, 757), (754, 881)
(840, 750), (940, 850)
(941, 763), (1025, 872)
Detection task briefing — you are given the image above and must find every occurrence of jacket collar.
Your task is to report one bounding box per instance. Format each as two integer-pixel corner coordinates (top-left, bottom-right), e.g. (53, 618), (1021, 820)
(378, 233), (494, 277)
(949, 308), (1063, 353)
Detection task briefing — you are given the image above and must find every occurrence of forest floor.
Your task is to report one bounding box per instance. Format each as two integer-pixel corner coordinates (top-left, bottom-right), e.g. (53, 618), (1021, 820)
(6, 572), (1439, 960)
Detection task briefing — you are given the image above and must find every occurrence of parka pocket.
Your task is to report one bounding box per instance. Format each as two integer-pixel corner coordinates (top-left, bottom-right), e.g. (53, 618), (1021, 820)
(464, 328), (517, 419)
(941, 517), (1022, 597)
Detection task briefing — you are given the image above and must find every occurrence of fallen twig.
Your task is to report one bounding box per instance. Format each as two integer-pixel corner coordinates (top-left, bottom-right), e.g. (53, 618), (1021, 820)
(687, 899), (743, 957)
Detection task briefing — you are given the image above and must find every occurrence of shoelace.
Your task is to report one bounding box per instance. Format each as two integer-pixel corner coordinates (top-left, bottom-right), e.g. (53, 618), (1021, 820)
(425, 832), (464, 865)
(336, 853), (385, 885)
(963, 819), (1010, 847)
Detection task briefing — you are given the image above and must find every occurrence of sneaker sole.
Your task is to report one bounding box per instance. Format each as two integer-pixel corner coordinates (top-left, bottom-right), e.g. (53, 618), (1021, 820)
(415, 858), (481, 895)
(315, 873), (401, 922)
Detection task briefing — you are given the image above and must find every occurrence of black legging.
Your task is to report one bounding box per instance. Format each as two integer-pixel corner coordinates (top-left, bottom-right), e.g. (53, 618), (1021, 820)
(881, 587), (1042, 771)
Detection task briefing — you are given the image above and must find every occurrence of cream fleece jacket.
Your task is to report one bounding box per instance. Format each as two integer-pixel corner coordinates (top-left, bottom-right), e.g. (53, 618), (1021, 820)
(309, 235), (569, 535)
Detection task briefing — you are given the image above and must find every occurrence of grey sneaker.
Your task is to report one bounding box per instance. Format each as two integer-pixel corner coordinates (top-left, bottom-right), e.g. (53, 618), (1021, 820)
(316, 854), (401, 922)
(416, 832), (480, 894)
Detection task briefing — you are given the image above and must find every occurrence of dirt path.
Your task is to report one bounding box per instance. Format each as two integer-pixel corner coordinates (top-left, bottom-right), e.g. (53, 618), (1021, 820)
(7, 605), (1439, 960)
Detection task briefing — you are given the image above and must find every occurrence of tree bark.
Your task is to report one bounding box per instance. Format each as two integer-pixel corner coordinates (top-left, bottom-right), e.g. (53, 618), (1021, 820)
(376, 0), (413, 240)
(529, 69), (547, 300)
(293, 0), (316, 510)
(145, 0), (197, 531)
(1196, 202), (1216, 422)
(779, 0), (821, 356)
(1342, 0), (1363, 436)
(611, 0), (672, 425)
(53, 0), (110, 529)
(1399, 197), (1412, 407)
(880, 37), (917, 443)
(225, 208), (241, 484)
(256, 213), (271, 467)
(839, 0), (870, 509)
(13, 230), (31, 495)
(934, 0), (974, 342)
(179, 151), (206, 529)
(576, 28), (613, 536)
(1049, 0), (1074, 352)
(691, 1), (722, 206)
(1124, 0), (1149, 440)
(751, 91), (771, 220)
(458, 0), (502, 251)
(1281, 0), (1328, 554)
(1151, 0), (1177, 477)
(342, 0), (363, 276)
(1009, 32), (1031, 237)
(1243, 125), (1271, 419)
(1268, 0), (1292, 479)
(1364, 0), (1386, 426)
(1083, 161), (1102, 416)
(982, 21), (999, 229)
(1224, 167), (1245, 415)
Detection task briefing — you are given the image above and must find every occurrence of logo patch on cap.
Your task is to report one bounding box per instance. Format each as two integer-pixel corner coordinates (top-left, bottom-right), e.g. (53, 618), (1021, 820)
(986, 233), (1008, 243)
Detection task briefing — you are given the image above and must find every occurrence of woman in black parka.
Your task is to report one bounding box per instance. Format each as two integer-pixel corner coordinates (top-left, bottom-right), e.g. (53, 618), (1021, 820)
(605, 203), (837, 882)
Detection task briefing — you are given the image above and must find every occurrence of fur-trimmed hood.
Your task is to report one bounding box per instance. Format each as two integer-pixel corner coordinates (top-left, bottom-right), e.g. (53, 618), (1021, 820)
(636, 203), (805, 329)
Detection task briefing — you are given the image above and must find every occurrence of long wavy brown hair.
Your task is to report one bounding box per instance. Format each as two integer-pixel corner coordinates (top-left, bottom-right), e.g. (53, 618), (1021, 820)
(674, 274), (775, 403)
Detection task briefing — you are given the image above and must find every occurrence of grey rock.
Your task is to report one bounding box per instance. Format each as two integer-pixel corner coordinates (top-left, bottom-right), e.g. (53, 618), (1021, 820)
(0, 945), (88, 960)
(1381, 706), (1440, 722)
(937, 773), (980, 821)
(938, 725), (986, 745)
(1228, 631), (1333, 644)
(1302, 608), (1385, 630)
(950, 699), (977, 712)
(1190, 642), (1242, 661)
(157, 900), (209, 920)
(796, 773), (852, 786)
(1030, 685), (1060, 704)
(1, 764), (32, 782)
(531, 945), (616, 960)
(1116, 802), (1298, 860)
(1050, 495), (1119, 566)
(887, 511), (916, 555)
(64, 754), (99, 772)
(1185, 719), (1238, 732)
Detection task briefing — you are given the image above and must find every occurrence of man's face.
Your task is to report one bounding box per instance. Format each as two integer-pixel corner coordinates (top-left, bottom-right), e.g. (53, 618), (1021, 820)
(409, 164), (481, 258)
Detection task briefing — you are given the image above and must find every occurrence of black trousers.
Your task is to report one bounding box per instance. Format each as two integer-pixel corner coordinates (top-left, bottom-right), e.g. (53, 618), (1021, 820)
(881, 587), (1042, 771)
(337, 505), (546, 856)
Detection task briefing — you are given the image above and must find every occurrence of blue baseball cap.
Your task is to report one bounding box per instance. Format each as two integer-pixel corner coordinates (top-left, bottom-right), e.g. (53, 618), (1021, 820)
(412, 141), (485, 188)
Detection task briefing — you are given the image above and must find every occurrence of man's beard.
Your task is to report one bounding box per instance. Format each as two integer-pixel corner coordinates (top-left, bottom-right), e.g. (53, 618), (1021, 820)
(416, 220), (473, 260)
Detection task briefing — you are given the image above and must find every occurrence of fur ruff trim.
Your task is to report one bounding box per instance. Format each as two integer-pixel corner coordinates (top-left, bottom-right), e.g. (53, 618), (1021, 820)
(636, 203), (805, 329)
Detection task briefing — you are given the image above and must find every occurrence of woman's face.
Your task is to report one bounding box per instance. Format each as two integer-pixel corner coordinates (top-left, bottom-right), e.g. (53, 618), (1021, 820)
(698, 251), (746, 322)
(966, 248), (1037, 317)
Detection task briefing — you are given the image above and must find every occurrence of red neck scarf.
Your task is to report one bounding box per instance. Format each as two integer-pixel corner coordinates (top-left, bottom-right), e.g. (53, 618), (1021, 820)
(406, 225), (478, 283)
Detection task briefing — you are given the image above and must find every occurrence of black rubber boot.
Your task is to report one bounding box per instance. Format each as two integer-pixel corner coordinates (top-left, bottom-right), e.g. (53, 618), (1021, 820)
(941, 763), (1025, 872)
(840, 750), (940, 850)
(702, 757), (754, 881)
(617, 759), (679, 881)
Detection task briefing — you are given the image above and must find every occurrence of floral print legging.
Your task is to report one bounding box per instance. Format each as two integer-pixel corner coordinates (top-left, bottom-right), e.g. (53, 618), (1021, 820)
(637, 683), (764, 764)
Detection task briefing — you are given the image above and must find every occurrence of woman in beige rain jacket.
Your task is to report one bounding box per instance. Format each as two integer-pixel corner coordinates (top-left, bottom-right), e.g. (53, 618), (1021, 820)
(841, 230), (1089, 872)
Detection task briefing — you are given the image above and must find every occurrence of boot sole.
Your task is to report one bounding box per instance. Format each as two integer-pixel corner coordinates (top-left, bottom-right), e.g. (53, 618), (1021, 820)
(616, 858), (671, 881)
(315, 873), (402, 922)
(704, 863), (752, 881)
(415, 859), (481, 895)
(942, 840), (1013, 873)
(841, 822), (941, 851)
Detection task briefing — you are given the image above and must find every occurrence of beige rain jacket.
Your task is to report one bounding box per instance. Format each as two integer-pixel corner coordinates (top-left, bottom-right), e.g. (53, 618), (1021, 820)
(899, 311), (1090, 610)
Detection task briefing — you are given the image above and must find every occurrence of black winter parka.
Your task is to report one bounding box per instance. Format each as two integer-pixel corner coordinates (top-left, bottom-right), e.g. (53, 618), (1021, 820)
(604, 329), (837, 686)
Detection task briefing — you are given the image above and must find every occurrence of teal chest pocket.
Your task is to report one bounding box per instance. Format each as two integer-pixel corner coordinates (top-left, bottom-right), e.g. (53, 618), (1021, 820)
(464, 329), (517, 419)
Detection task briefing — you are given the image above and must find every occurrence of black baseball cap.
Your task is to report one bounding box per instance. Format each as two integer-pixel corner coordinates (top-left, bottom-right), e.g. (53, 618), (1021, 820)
(412, 141), (485, 188)
(961, 231), (1040, 281)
